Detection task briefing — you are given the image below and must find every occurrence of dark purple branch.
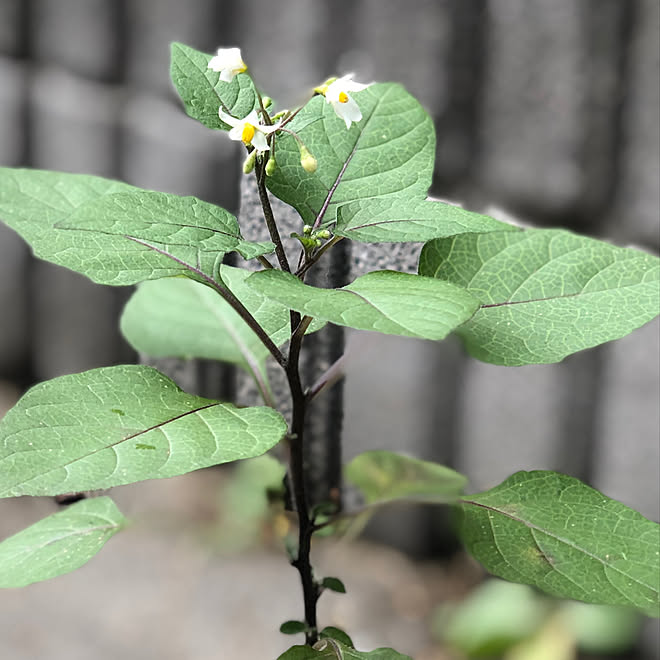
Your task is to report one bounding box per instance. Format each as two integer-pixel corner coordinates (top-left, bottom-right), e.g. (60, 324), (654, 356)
(126, 236), (287, 370)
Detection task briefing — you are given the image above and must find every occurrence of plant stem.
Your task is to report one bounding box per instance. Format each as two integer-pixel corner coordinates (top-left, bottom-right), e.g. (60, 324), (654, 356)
(251, 157), (320, 642)
(216, 279), (288, 371)
(286, 319), (320, 645)
(297, 235), (344, 278)
(255, 161), (291, 274)
(306, 352), (346, 402)
(279, 104), (304, 129)
(256, 254), (274, 269)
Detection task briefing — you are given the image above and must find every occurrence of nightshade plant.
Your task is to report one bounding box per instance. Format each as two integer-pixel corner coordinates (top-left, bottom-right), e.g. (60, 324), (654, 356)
(0, 43), (659, 659)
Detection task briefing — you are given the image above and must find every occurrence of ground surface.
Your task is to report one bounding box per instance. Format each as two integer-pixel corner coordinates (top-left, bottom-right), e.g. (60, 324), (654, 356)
(0, 465), (469, 660)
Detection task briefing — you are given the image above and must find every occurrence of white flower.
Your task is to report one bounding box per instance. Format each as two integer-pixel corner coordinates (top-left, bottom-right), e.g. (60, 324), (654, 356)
(208, 47), (247, 83)
(218, 109), (278, 152)
(319, 75), (369, 128)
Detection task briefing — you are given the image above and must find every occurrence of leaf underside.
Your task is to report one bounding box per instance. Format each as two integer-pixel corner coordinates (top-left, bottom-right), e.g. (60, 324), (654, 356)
(345, 450), (468, 506)
(121, 265), (324, 373)
(459, 471), (660, 617)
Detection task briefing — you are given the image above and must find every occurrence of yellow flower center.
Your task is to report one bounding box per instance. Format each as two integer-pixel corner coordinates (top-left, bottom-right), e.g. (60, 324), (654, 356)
(338, 91), (349, 104)
(238, 62), (247, 74)
(241, 122), (256, 144)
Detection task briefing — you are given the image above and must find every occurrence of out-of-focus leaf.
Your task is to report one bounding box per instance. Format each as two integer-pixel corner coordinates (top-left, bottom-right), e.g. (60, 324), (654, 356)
(0, 497), (126, 587)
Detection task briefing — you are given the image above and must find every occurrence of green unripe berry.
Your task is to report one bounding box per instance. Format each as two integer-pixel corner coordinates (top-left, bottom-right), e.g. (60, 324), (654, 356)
(242, 150), (257, 174)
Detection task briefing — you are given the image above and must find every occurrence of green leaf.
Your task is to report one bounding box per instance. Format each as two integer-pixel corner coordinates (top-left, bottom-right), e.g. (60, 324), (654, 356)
(280, 620), (308, 635)
(346, 451), (468, 506)
(437, 580), (549, 657)
(266, 83), (434, 226)
(278, 643), (411, 660)
(0, 168), (152, 283)
(121, 266), (323, 377)
(458, 471), (660, 617)
(170, 42), (259, 129)
(0, 168), (272, 286)
(336, 197), (511, 243)
(419, 229), (660, 365)
(0, 365), (287, 497)
(321, 577), (346, 593)
(246, 270), (479, 340)
(320, 627), (354, 647)
(214, 454), (286, 553)
(561, 602), (640, 654)
(57, 190), (273, 260)
(278, 648), (319, 660)
(0, 496), (126, 587)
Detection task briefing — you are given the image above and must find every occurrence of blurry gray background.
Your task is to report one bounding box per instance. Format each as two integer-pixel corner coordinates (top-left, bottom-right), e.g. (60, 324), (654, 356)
(0, 1), (658, 658)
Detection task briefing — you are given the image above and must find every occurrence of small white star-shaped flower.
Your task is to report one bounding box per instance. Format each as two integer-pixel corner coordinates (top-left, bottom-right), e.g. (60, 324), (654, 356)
(218, 109), (278, 152)
(208, 47), (247, 83)
(319, 75), (369, 128)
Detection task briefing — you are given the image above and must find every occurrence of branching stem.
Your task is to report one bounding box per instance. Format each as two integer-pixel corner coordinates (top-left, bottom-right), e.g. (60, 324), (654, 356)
(306, 352), (346, 402)
(214, 278), (287, 371)
(250, 131), (323, 645)
(125, 236), (286, 370)
(297, 235), (344, 278)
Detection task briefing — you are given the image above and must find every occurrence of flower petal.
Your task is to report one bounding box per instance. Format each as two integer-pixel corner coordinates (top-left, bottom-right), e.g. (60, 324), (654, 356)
(244, 110), (262, 125)
(260, 123), (280, 135)
(207, 47), (247, 82)
(208, 55), (223, 71)
(343, 79), (368, 93)
(218, 108), (239, 128)
(328, 96), (363, 128)
(228, 126), (244, 141)
(251, 132), (270, 152)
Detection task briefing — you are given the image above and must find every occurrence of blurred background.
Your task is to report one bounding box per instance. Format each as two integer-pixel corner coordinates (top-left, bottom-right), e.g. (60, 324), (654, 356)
(0, 1), (658, 658)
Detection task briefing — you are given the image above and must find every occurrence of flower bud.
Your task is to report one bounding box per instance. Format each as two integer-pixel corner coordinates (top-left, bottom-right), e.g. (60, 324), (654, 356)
(316, 229), (331, 240)
(265, 155), (277, 176)
(242, 149), (257, 174)
(299, 145), (317, 173)
(314, 77), (337, 96)
(303, 224), (313, 235)
(262, 96), (273, 109)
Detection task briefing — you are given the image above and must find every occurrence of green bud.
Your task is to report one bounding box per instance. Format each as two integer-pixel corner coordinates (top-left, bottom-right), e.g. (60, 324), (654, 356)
(313, 77), (337, 96)
(316, 229), (331, 240)
(262, 96), (273, 109)
(242, 150), (257, 174)
(265, 156), (277, 176)
(303, 224), (313, 235)
(290, 232), (319, 252)
(299, 145), (317, 173)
